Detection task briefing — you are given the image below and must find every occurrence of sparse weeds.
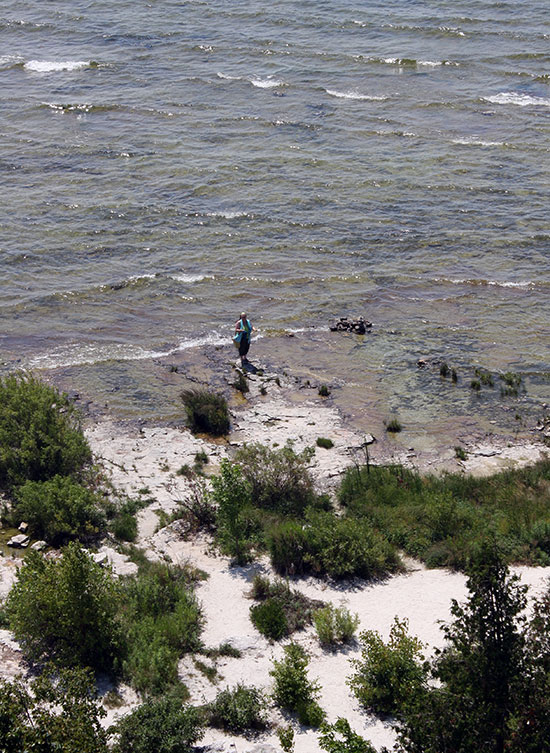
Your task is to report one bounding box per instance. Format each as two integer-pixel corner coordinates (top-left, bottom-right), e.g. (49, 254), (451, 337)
(249, 575), (324, 639)
(386, 419), (402, 433)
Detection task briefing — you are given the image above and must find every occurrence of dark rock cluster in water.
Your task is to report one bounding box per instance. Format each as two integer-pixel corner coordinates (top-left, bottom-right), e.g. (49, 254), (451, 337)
(329, 317), (372, 334)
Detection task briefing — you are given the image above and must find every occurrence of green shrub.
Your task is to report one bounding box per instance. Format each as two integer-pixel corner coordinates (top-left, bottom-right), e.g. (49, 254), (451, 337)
(233, 370), (249, 394)
(249, 575), (324, 635)
(112, 511), (138, 542)
(0, 666), (108, 753)
(470, 379), (481, 391)
(181, 389), (229, 436)
(6, 543), (121, 672)
(208, 684), (267, 732)
(386, 418), (402, 433)
(500, 372), (522, 397)
(271, 643), (325, 727)
(319, 718), (377, 753)
(278, 724), (295, 753)
(454, 446), (467, 461)
(318, 385), (331, 397)
(13, 475), (105, 545)
(316, 437), (334, 449)
(211, 459), (252, 563)
(348, 617), (426, 716)
(439, 363), (449, 378)
(113, 695), (204, 753)
(314, 604), (360, 646)
(268, 510), (400, 579)
(120, 562), (204, 695)
(235, 442), (316, 515)
(251, 598), (288, 640)
(0, 373), (91, 491)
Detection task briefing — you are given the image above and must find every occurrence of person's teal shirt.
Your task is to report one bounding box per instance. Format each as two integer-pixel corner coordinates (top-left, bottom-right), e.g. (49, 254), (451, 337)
(234, 318), (252, 343)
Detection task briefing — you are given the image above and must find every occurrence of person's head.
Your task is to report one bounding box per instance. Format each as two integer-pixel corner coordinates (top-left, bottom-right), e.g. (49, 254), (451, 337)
(240, 311), (247, 321)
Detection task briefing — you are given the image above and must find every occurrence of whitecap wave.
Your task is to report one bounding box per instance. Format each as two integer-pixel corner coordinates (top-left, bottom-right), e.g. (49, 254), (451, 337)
(433, 277), (537, 289)
(249, 76), (285, 88)
(217, 71), (240, 81)
(206, 210), (249, 219)
(170, 273), (210, 283)
(24, 59), (90, 72)
(325, 89), (387, 101)
(483, 92), (550, 108)
(26, 332), (233, 370)
(452, 137), (505, 147)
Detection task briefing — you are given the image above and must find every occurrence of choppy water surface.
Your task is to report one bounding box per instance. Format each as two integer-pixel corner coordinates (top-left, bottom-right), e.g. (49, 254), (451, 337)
(1, 0), (549, 426)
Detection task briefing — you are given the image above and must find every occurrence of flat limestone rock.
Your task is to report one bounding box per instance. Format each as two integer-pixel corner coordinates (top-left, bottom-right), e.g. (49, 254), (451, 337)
(7, 534), (29, 548)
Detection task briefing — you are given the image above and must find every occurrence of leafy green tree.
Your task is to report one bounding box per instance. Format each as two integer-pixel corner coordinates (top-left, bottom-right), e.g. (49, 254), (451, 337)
(211, 459), (252, 563)
(112, 694), (204, 753)
(6, 543), (121, 672)
(0, 373), (91, 490)
(397, 542), (528, 753)
(348, 617), (426, 716)
(319, 718), (377, 753)
(0, 666), (108, 753)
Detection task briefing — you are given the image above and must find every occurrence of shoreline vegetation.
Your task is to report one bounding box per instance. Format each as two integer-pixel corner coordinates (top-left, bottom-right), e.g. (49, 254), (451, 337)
(0, 369), (549, 752)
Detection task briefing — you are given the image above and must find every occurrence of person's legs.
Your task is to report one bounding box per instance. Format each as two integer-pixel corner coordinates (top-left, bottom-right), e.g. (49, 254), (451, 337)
(239, 337), (250, 365)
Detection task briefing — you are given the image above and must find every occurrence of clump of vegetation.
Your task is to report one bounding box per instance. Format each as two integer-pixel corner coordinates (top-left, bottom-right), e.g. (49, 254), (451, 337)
(120, 560), (204, 696)
(440, 362), (450, 378)
(181, 389), (230, 436)
(395, 543), (550, 753)
(6, 543), (121, 673)
(470, 379), (481, 391)
(112, 693), (204, 753)
(194, 450), (208, 467)
(278, 724), (295, 753)
(348, 617), (426, 715)
(233, 370), (249, 394)
(268, 509), (400, 579)
(318, 384), (331, 397)
(0, 666), (109, 753)
(313, 604), (360, 646)
(454, 446), (467, 461)
(249, 575), (324, 639)
(12, 475), (105, 546)
(386, 418), (402, 433)
(474, 367), (494, 387)
(316, 437), (334, 449)
(319, 718), (377, 753)
(208, 684), (267, 733)
(0, 373), (91, 491)
(235, 443), (316, 516)
(271, 643), (325, 727)
(500, 371), (522, 397)
(338, 460), (550, 569)
(211, 459), (252, 564)
(451, 368), (458, 383)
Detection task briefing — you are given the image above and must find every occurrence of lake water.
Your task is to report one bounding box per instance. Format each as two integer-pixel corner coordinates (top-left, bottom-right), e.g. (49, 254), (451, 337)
(1, 0), (549, 432)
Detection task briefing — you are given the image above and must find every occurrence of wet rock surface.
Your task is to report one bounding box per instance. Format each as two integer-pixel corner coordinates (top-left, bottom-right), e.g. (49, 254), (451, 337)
(329, 316), (371, 334)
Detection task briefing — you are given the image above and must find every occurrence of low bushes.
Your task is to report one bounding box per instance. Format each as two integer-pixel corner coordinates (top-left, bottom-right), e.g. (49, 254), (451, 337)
(112, 694), (204, 753)
(235, 443), (316, 516)
(208, 684), (267, 733)
(120, 561), (204, 695)
(348, 617), (426, 716)
(13, 475), (105, 546)
(181, 389), (229, 436)
(313, 604), (360, 646)
(249, 575), (324, 639)
(271, 643), (325, 727)
(268, 509), (400, 579)
(338, 460), (550, 569)
(0, 373), (91, 491)
(6, 543), (121, 673)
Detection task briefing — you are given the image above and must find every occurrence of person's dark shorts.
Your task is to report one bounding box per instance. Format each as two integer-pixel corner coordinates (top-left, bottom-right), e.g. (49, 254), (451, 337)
(239, 336), (250, 358)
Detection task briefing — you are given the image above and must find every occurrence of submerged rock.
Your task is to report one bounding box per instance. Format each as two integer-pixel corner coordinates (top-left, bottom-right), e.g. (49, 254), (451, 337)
(329, 316), (371, 334)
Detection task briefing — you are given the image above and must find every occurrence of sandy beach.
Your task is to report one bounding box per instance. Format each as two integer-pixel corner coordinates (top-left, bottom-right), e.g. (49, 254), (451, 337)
(0, 352), (549, 751)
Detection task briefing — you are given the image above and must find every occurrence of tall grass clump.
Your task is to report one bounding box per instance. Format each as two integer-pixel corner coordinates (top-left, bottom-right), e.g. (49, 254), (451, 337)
(235, 442), (316, 515)
(208, 684), (267, 733)
(181, 389), (229, 436)
(0, 373), (91, 491)
(313, 604), (360, 646)
(268, 509), (400, 579)
(338, 460), (550, 570)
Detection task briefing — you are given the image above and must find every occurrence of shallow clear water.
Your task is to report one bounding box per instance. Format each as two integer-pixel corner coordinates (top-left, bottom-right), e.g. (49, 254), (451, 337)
(1, 0), (549, 420)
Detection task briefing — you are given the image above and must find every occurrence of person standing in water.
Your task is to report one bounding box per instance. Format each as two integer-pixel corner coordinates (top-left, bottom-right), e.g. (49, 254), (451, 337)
(234, 311), (256, 366)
